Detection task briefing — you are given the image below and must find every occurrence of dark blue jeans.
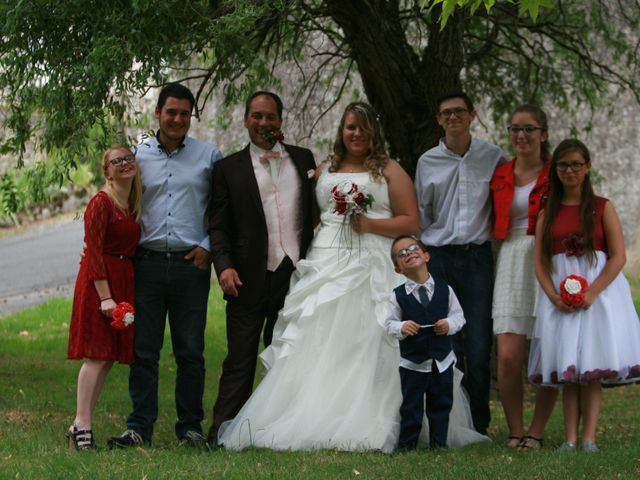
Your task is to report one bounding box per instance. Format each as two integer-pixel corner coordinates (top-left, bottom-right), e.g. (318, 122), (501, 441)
(126, 248), (211, 442)
(427, 242), (493, 434)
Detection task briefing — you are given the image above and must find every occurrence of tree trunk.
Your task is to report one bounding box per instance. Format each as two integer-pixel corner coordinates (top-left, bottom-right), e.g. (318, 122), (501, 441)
(325, 1), (466, 177)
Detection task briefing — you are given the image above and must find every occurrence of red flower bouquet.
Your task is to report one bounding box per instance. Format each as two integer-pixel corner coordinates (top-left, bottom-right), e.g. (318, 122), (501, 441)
(110, 302), (135, 330)
(559, 274), (589, 307)
(331, 180), (374, 216)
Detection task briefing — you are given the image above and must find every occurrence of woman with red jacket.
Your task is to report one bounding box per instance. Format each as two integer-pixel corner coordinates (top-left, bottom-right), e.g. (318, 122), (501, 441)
(490, 105), (557, 449)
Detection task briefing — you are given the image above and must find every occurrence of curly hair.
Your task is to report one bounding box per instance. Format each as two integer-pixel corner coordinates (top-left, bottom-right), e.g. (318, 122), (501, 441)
(328, 102), (389, 181)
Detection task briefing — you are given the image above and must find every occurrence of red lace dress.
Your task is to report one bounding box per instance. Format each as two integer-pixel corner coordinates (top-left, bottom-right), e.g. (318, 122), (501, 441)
(67, 191), (140, 364)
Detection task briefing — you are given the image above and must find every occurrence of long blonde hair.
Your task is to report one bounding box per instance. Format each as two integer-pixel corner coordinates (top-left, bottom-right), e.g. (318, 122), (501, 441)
(328, 102), (389, 181)
(102, 145), (142, 221)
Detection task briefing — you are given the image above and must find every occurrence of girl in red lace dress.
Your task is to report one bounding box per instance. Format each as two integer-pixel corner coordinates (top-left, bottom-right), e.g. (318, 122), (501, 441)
(66, 146), (142, 450)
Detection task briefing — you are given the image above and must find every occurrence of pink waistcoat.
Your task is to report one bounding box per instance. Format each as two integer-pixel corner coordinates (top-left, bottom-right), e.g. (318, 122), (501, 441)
(252, 149), (302, 271)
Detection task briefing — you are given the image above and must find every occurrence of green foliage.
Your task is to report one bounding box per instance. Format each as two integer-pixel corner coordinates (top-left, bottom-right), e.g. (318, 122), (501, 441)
(0, 173), (21, 222)
(424, 0), (552, 27)
(463, 2), (639, 131)
(68, 163), (95, 190)
(0, 0), (638, 208)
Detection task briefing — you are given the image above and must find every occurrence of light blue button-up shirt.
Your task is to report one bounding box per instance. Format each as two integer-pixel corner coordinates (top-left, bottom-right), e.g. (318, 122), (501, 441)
(136, 134), (223, 252)
(415, 137), (507, 246)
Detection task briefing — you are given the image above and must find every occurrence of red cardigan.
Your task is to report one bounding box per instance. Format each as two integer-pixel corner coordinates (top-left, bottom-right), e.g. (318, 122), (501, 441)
(491, 157), (550, 240)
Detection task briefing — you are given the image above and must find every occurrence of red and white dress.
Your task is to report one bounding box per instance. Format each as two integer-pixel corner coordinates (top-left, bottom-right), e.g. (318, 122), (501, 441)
(528, 196), (640, 385)
(67, 191), (140, 364)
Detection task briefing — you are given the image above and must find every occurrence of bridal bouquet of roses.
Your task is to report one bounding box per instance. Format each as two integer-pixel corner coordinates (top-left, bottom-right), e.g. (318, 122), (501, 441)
(330, 180), (374, 216)
(559, 274), (589, 307)
(110, 302), (135, 330)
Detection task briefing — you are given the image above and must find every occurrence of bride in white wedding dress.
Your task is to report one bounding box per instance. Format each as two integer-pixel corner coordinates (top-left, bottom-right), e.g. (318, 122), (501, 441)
(219, 102), (489, 452)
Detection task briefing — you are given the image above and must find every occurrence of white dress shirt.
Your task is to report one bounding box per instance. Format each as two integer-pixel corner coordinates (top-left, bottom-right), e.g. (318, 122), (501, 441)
(385, 275), (465, 373)
(415, 137), (507, 246)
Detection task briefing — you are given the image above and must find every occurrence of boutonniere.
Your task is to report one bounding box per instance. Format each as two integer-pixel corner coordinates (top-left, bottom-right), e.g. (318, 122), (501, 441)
(261, 128), (285, 147)
(307, 169), (315, 179)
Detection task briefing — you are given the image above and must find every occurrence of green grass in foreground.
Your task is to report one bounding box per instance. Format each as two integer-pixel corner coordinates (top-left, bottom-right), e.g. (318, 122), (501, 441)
(1, 286), (640, 479)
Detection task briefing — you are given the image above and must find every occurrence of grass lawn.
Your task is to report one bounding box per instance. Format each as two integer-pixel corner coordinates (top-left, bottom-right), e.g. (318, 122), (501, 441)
(1, 285), (640, 479)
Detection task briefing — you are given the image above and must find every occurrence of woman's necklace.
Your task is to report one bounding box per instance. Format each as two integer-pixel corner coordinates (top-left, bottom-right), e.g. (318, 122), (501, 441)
(514, 161), (543, 186)
(341, 161), (366, 173)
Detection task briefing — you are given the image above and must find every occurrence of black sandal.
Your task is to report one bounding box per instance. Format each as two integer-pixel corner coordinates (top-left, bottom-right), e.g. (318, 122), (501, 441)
(66, 424), (96, 450)
(518, 435), (544, 450)
(505, 435), (523, 448)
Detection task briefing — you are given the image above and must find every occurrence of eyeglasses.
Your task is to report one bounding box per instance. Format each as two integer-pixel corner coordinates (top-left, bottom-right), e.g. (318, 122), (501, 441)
(437, 108), (469, 118)
(507, 125), (545, 135)
(395, 243), (422, 259)
(556, 162), (586, 172)
(109, 154), (136, 166)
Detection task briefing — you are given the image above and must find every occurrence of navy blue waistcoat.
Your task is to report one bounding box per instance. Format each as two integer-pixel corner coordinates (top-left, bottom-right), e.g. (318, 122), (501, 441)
(394, 276), (453, 363)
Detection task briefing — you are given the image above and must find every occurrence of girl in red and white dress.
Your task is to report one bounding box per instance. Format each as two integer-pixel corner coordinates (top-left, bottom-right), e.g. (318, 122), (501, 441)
(66, 145), (142, 450)
(529, 139), (640, 452)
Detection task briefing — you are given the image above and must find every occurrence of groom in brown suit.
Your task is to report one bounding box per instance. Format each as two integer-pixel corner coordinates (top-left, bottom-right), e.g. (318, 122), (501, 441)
(207, 91), (316, 445)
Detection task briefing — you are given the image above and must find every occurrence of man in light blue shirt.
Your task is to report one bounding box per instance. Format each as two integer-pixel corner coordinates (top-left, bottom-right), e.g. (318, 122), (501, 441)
(108, 83), (222, 448)
(415, 92), (507, 435)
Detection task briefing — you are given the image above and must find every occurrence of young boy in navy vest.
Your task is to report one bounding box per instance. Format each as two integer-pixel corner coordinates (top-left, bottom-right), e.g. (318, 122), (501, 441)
(385, 235), (465, 450)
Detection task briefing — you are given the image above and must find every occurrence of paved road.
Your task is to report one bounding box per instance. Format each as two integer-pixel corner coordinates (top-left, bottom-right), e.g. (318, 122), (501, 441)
(0, 216), (83, 317)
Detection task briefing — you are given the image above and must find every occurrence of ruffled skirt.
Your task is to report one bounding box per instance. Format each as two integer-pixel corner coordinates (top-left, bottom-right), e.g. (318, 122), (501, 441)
(528, 251), (640, 385)
(219, 235), (489, 452)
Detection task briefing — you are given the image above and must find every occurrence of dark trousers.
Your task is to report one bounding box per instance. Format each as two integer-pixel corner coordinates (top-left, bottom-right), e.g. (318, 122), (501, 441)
(427, 242), (493, 434)
(208, 258), (294, 442)
(126, 248), (211, 441)
(398, 365), (454, 450)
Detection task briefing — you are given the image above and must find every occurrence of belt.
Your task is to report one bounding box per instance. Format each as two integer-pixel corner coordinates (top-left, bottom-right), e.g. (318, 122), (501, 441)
(105, 252), (134, 260)
(137, 246), (192, 259)
(430, 241), (489, 252)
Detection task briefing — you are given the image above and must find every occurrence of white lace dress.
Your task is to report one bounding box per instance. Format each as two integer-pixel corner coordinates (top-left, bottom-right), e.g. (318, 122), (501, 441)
(218, 171), (489, 452)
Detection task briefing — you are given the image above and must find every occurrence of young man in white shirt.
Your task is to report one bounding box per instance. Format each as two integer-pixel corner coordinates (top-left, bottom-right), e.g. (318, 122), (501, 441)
(414, 92), (507, 435)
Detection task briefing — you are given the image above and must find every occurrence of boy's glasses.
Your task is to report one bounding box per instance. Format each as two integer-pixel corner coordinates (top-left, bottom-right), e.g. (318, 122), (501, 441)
(109, 154), (136, 166)
(395, 243), (422, 259)
(437, 108), (469, 118)
(556, 162), (586, 172)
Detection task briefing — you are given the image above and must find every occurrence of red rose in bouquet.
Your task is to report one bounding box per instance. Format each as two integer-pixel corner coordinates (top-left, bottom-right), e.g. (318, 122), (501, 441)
(110, 302), (135, 330)
(559, 274), (589, 307)
(330, 180), (374, 216)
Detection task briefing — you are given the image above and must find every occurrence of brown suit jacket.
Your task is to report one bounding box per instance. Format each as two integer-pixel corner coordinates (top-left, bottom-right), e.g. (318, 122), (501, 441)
(209, 144), (316, 303)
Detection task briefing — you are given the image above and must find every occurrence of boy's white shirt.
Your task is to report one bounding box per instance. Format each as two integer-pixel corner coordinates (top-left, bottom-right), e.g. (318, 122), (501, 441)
(385, 274), (466, 373)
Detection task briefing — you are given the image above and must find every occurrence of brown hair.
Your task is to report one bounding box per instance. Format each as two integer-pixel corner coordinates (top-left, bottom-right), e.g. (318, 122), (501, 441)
(511, 104), (551, 161)
(540, 139), (595, 272)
